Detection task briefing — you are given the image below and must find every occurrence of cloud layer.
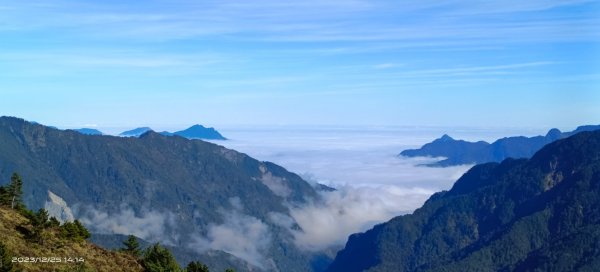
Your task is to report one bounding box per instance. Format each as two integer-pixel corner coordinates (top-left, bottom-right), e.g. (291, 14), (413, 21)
(189, 198), (273, 269)
(212, 127), (493, 251)
(287, 185), (435, 251)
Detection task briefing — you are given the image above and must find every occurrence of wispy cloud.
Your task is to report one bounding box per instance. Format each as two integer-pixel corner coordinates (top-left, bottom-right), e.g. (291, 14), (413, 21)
(394, 61), (557, 78)
(1, 0), (597, 128)
(0, 51), (222, 69)
(373, 63), (402, 69)
(1, 0), (596, 43)
(188, 198), (273, 269)
(76, 205), (179, 246)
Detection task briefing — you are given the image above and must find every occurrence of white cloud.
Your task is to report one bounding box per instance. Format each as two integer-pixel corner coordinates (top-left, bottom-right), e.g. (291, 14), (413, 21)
(287, 185), (435, 251)
(259, 164), (292, 198)
(77, 206), (179, 245)
(189, 198), (273, 269)
(373, 63), (401, 69)
(211, 127), (488, 251)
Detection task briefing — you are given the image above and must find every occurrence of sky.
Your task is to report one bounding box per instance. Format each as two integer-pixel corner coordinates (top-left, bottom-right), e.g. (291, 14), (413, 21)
(0, 0), (599, 128)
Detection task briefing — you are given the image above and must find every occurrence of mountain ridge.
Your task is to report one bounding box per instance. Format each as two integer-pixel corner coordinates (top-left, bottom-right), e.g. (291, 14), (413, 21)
(72, 128), (103, 135)
(120, 124), (227, 140)
(0, 116), (322, 271)
(173, 124), (227, 140)
(400, 125), (600, 166)
(328, 130), (600, 271)
(119, 127), (153, 137)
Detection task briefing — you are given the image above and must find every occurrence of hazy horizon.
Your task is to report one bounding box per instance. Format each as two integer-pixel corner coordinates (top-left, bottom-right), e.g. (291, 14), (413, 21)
(8, 115), (592, 140)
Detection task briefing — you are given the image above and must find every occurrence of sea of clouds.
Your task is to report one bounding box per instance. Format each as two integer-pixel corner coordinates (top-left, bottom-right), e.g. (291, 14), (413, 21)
(205, 126), (529, 252)
(74, 125), (544, 266)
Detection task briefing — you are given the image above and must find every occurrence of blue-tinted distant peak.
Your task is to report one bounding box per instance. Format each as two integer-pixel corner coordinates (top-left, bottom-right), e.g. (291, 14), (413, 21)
(159, 131), (174, 136)
(437, 134), (454, 142)
(119, 127), (153, 137)
(74, 128), (103, 135)
(545, 128), (562, 139)
(173, 124), (226, 140)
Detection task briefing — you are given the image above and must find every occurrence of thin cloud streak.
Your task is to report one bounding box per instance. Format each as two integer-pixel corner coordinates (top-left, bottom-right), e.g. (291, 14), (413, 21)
(1, 0), (596, 44)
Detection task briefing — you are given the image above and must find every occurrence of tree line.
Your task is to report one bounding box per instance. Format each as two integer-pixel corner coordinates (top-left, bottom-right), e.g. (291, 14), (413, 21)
(121, 234), (236, 272)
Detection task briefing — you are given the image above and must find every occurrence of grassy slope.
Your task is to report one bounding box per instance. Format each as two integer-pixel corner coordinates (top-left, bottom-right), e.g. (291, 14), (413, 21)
(0, 206), (142, 272)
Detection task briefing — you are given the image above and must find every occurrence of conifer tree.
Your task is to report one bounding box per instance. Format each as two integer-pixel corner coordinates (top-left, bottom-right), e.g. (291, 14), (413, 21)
(0, 242), (13, 272)
(48, 216), (60, 228)
(142, 243), (181, 272)
(8, 173), (23, 210)
(35, 208), (50, 227)
(74, 220), (91, 239)
(0, 172), (23, 209)
(122, 235), (141, 257)
(60, 220), (91, 241)
(185, 261), (209, 272)
(0, 186), (8, 207)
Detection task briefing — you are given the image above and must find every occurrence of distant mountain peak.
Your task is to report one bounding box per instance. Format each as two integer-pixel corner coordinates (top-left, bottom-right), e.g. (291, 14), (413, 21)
(189, 124), (208, 129)
(73, 128), (103, 135)
(119, 127), (153, 137)
(173, 124), (226, 140)
(545, 128), (562, 138)
(437, 134), (454, 142)
(138, 130), (159, 139)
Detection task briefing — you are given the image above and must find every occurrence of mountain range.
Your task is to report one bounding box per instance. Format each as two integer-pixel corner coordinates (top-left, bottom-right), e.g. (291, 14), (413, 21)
(162, 124), (227, 140)
(72, 128), (103, 135)
(4, 115), (600, 271)
(399, 125), (600, 167)
(0, 116), (322, 271)
(119, 125), (227, 140)
(119, 127), (153, 137)
(327, 130), (600, 271)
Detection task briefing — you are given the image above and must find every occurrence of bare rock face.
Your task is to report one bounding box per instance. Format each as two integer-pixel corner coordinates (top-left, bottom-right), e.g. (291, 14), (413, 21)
(44, 190), (75, 223)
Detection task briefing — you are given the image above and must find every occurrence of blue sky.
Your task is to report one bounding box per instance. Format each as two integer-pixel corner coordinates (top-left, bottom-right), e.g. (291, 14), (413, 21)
(0, 0), (598, 129)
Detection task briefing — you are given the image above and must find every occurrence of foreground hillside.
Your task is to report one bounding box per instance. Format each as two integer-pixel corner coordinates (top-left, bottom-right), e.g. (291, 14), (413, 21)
(0, 116), (322, 271)
(0, 206), (142, 272)
(329, 130), (600, 271)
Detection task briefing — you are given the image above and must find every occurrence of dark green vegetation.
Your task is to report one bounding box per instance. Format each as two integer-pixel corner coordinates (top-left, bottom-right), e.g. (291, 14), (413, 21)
(122, 235), (142, 257)
(400, 125), (600, 166)
(0, 116), (321, 271)
(0, 173), (24, 210)
(141, 243), (181, 272)
(137, 241), (237, 272)
(0, 241), (13, 272)
(186, 261), (210, 272)
(328, 130), (600, 271)
(59, 220), (91, 242)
